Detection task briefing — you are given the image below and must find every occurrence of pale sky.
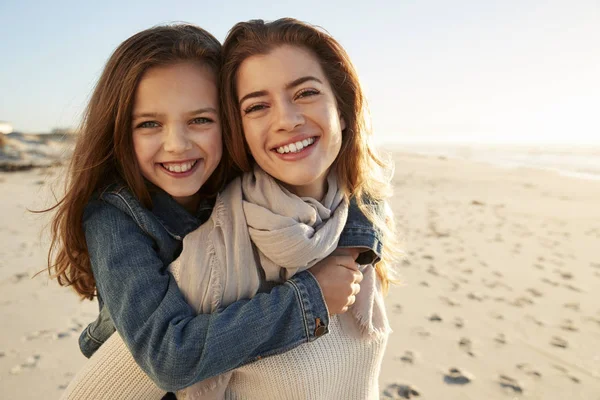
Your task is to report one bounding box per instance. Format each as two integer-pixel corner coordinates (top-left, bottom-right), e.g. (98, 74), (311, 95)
(1, 0), (598, 144)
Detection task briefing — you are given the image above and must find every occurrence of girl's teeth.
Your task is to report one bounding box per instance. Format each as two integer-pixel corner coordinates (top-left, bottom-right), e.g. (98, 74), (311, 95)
(163, 160), (196, 173)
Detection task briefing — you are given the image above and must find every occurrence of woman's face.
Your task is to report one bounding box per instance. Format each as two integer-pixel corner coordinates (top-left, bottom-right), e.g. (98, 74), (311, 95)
(236, 45), (345, 200)
(132, 61), (222, 210)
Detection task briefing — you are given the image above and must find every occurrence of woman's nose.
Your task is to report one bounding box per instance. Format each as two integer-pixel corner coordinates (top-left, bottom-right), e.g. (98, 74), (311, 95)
(274, 102), (304, 132)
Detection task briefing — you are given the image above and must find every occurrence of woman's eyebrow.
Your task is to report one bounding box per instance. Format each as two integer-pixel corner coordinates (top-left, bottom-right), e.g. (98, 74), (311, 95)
(285, 76), (322, 89)
(239, 90), (267, 105)
(238, 76), (323, 106)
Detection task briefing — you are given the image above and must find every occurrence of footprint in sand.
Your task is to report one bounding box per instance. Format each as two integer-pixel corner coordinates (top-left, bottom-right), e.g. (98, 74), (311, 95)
(22, 329), (52, 341)
(550, 336), (568, 348)
(533, 263), (545, 270)
(564, 302), (580, 312)
(392, 304), (403, 314)
(509, 296), (534, 307)
(494, 333), (507, 345)
(10, 272), (29, 283)
(10, 355), (41, 375)
(554, 270), (574, 280)
(426, 266), (440, 277)
(453, 317), (465, 329)
(444, 367), (473, 385)
(439, 296), (460, 307)
(458, 337), (476, 357)
(489, 311), (504, 320)
(541, 277), (559, 287)
(413, 327), (431, 338)
(381, 383), (421, 399)
(559, 319), (579, 332)
(498, 375), (524, 394)
(516, 363), (542, 379)
(428, 313), (442, 322)
(563, 283), (583, 293)
(525, 315), (545, 326)
(551, 365), (581, 384)
(419, 281), (429, 287)
(467, 292), (485, 302)
(525, 288), (543, 298)
(492, 271), (503, 278)
(397, 350), (416, 364)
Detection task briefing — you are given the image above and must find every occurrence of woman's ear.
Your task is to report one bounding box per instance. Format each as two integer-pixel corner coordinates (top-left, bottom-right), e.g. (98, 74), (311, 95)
(340, 115), (346, 131)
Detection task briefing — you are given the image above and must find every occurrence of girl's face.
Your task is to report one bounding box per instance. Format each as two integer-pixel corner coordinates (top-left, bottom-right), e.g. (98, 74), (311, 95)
(132, 62), (222, 210)
(236, 45), (345, 200)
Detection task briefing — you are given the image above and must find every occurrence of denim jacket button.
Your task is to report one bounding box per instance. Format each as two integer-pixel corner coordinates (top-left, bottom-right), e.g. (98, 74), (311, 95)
(314, 317), (326, 337)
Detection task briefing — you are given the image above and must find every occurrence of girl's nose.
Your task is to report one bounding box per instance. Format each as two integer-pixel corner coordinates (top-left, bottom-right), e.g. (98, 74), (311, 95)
(163, 125), (192, 153)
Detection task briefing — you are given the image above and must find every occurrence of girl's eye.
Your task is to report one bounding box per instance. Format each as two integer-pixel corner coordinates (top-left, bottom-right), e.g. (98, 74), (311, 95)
(295, 89), (321, 100)
(191, 117), (213, 124)
(136, 121), (160, 129)
(243, 104), (268, 115)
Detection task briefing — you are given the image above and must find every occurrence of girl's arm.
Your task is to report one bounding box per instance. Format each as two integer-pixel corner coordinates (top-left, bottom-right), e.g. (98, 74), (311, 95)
(83, 198), (366, 392)
(82, 195), (382, 392)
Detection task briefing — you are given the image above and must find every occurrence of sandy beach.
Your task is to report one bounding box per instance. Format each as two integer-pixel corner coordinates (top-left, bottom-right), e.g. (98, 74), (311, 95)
(1, 149), (599, 399)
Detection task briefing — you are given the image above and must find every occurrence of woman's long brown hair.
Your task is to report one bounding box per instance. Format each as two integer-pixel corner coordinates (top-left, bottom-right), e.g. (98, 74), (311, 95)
(220, 18), (400, 291)
(43, 24), (226, 300)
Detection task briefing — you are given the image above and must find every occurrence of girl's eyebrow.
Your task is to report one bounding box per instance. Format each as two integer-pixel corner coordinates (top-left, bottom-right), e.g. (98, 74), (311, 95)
(132, 107), (217, 120)
(238, 76), (323, 105)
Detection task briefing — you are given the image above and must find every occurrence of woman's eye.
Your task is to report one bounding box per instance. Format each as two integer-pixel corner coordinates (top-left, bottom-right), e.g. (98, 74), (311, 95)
(295, 89), (320, 99)
(136, 121), (160, 129)
(243, 104), (268, 114)
(191, 117), (212, 124)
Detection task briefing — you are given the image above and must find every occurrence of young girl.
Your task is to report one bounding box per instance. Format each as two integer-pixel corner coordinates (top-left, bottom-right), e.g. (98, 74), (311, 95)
(61, 18), (397, 400)
(49, 24), (383, 398)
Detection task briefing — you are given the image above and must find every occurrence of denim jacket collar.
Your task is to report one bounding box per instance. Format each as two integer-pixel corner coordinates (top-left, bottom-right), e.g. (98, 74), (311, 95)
(101, 180), (214, 241)
(150, 189), (215, 240)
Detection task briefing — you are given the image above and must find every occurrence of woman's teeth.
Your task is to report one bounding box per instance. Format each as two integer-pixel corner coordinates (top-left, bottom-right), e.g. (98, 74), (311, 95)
(161, 160), (197, 173)
(276, 137), (315, 154)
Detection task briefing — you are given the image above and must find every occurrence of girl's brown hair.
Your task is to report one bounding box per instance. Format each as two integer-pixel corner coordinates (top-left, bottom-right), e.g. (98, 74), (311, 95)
(44, 24), (227, 300)
(220, 18), (399, 291)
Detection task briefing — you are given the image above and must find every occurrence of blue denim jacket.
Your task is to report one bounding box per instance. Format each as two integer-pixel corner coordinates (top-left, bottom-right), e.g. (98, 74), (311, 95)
(81, 182), (383, 392)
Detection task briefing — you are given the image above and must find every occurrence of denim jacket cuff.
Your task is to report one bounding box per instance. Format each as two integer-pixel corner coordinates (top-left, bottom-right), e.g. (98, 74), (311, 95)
(337, 228), (383, 265)
(287, 270), (330, 342)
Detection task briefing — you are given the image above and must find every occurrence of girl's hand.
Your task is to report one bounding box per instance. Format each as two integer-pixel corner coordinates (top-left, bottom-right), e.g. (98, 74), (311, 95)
(308, 255), (363, 314)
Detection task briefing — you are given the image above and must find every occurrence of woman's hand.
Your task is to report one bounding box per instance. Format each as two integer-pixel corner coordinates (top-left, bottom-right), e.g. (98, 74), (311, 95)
(308, 254), (363, 314)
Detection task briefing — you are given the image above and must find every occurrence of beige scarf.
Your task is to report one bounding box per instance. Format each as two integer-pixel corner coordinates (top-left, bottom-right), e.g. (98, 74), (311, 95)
(174, 165), (388, 399)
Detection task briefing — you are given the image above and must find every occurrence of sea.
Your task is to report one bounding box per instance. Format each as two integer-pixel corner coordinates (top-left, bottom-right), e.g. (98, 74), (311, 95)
(382, 141), (600, 181)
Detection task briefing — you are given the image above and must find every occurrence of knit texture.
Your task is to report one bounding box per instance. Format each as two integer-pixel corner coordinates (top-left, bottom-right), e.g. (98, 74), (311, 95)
(225, 303), (388, 400)
(60, 331), (165, 399)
